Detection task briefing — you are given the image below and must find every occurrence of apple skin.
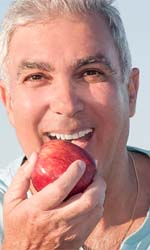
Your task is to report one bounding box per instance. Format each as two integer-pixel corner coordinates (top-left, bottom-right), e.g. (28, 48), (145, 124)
(31, 140), (96, 198)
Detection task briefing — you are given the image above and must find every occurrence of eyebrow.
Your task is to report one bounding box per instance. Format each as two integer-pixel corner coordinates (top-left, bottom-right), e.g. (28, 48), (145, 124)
(74, 53), (114, 72)
(17, 61), (53, 79)
(17, 53), (115, 79)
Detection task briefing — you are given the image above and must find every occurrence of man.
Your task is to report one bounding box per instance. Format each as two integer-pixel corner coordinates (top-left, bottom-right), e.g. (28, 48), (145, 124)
(0, 0), (150, 249)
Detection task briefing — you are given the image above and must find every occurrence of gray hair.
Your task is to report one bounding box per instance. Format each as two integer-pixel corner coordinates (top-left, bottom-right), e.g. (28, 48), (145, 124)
(0, 0), (132, 87)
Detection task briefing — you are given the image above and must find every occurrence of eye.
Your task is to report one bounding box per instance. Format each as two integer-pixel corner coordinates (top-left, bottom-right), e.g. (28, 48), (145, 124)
(24, 73), (45, 81)
(23, 73), (50, 87)
(80, 69), (106, 84)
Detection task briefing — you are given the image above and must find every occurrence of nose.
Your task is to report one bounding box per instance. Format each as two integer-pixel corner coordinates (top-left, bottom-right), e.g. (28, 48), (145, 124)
(49, 79), (84, 117)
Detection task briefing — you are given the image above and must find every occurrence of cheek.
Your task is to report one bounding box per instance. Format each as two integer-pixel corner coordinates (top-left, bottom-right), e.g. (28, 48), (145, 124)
(88, 85), (129, 161)
(89, 84), (119, 111)
(89, 84), (129, 132)
(11, 88), (44, 124)
(11, 89), (45, 138)
(10, 90), (46, 156)
(13, 97), (38, 124)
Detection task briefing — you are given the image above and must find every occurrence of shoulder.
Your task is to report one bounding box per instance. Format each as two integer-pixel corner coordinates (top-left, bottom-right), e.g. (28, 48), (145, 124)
(121, 209), (150, 250)
(132, 147), (150, 179)
(127, 146), (150, 169)
(0, 157), (24, 244)
(0, 156), (23, 193)
(127, 146), (150, 157)
(123, 147), (150, 248)
(130, 147), (150, 206)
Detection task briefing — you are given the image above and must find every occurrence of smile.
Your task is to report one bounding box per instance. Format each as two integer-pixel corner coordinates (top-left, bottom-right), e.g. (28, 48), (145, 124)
(47, 128), (94, 141)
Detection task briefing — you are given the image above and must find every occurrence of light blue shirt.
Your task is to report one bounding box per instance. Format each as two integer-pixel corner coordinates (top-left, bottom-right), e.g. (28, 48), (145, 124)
(0, 156), (23, 244)
(0, 148), (150, 249)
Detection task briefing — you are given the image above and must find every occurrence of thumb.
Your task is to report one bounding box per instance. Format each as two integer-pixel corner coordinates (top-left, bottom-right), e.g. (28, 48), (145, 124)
(4, 152), (37, 208)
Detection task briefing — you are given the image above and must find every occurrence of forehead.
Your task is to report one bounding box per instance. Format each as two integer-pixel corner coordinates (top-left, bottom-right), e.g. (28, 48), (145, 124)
(7, 14), (120, 74)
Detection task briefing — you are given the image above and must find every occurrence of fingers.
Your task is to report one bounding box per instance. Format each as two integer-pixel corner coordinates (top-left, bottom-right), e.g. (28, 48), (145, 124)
(4, 152), (37, 208)
(59, 175), (106, 220)
(75, 204), (104, 242)
(29, 160), (86, 210)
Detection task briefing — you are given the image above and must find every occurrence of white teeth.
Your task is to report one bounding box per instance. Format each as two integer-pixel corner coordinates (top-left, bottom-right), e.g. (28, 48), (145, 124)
(48, 128), (93, 140)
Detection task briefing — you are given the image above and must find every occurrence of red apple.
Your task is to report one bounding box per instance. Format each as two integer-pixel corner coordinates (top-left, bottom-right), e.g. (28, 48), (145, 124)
(31, 140), (96, 198)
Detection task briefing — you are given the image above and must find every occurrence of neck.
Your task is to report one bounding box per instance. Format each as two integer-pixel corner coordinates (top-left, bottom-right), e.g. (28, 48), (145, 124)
(84, 149), (140, 250)
(100, 149), (138, 227)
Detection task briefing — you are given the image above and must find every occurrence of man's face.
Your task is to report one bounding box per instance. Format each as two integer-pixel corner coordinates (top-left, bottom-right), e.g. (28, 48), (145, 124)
(1, 14), (138, 171)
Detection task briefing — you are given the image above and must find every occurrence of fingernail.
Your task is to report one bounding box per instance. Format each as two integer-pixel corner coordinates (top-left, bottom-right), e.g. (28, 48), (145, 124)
(94, 159), (98, 167)
(77, 160), (86, 173)
(28, 152), (37, 164)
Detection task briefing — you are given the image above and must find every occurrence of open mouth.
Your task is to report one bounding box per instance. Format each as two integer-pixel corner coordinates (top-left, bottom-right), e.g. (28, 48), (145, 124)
(46, 128), (94, 143)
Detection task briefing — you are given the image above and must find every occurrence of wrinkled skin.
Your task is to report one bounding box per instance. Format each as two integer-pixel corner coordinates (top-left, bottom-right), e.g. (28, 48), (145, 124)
(2, 154), (106, 250)
(0, 13), (139, 250)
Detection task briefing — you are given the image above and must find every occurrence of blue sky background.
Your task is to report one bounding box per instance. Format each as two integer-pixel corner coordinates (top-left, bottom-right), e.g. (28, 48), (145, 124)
(0, 0), (150, 166)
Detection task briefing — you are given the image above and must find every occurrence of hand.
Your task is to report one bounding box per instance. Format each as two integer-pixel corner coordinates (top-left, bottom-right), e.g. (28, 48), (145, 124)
(2, 153), (106, 250)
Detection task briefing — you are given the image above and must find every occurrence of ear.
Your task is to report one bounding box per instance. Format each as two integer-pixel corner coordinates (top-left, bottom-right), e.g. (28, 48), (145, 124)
(128, 68), (139, 117)
(0, 80), (15, 126)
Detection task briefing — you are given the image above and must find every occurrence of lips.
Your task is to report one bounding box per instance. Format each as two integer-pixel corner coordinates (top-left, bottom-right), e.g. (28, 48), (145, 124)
(43, 128), (95, 153)
(47, 128), (93, 141)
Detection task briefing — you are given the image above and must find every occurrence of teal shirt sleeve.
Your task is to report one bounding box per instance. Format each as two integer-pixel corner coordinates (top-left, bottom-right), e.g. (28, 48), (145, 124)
(0, 189), (4, 244)
(121, 210), (150, 250)
(0, 168), (10, 244)
(0, 157), (23, 244)
(121, 147), (150, 250)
